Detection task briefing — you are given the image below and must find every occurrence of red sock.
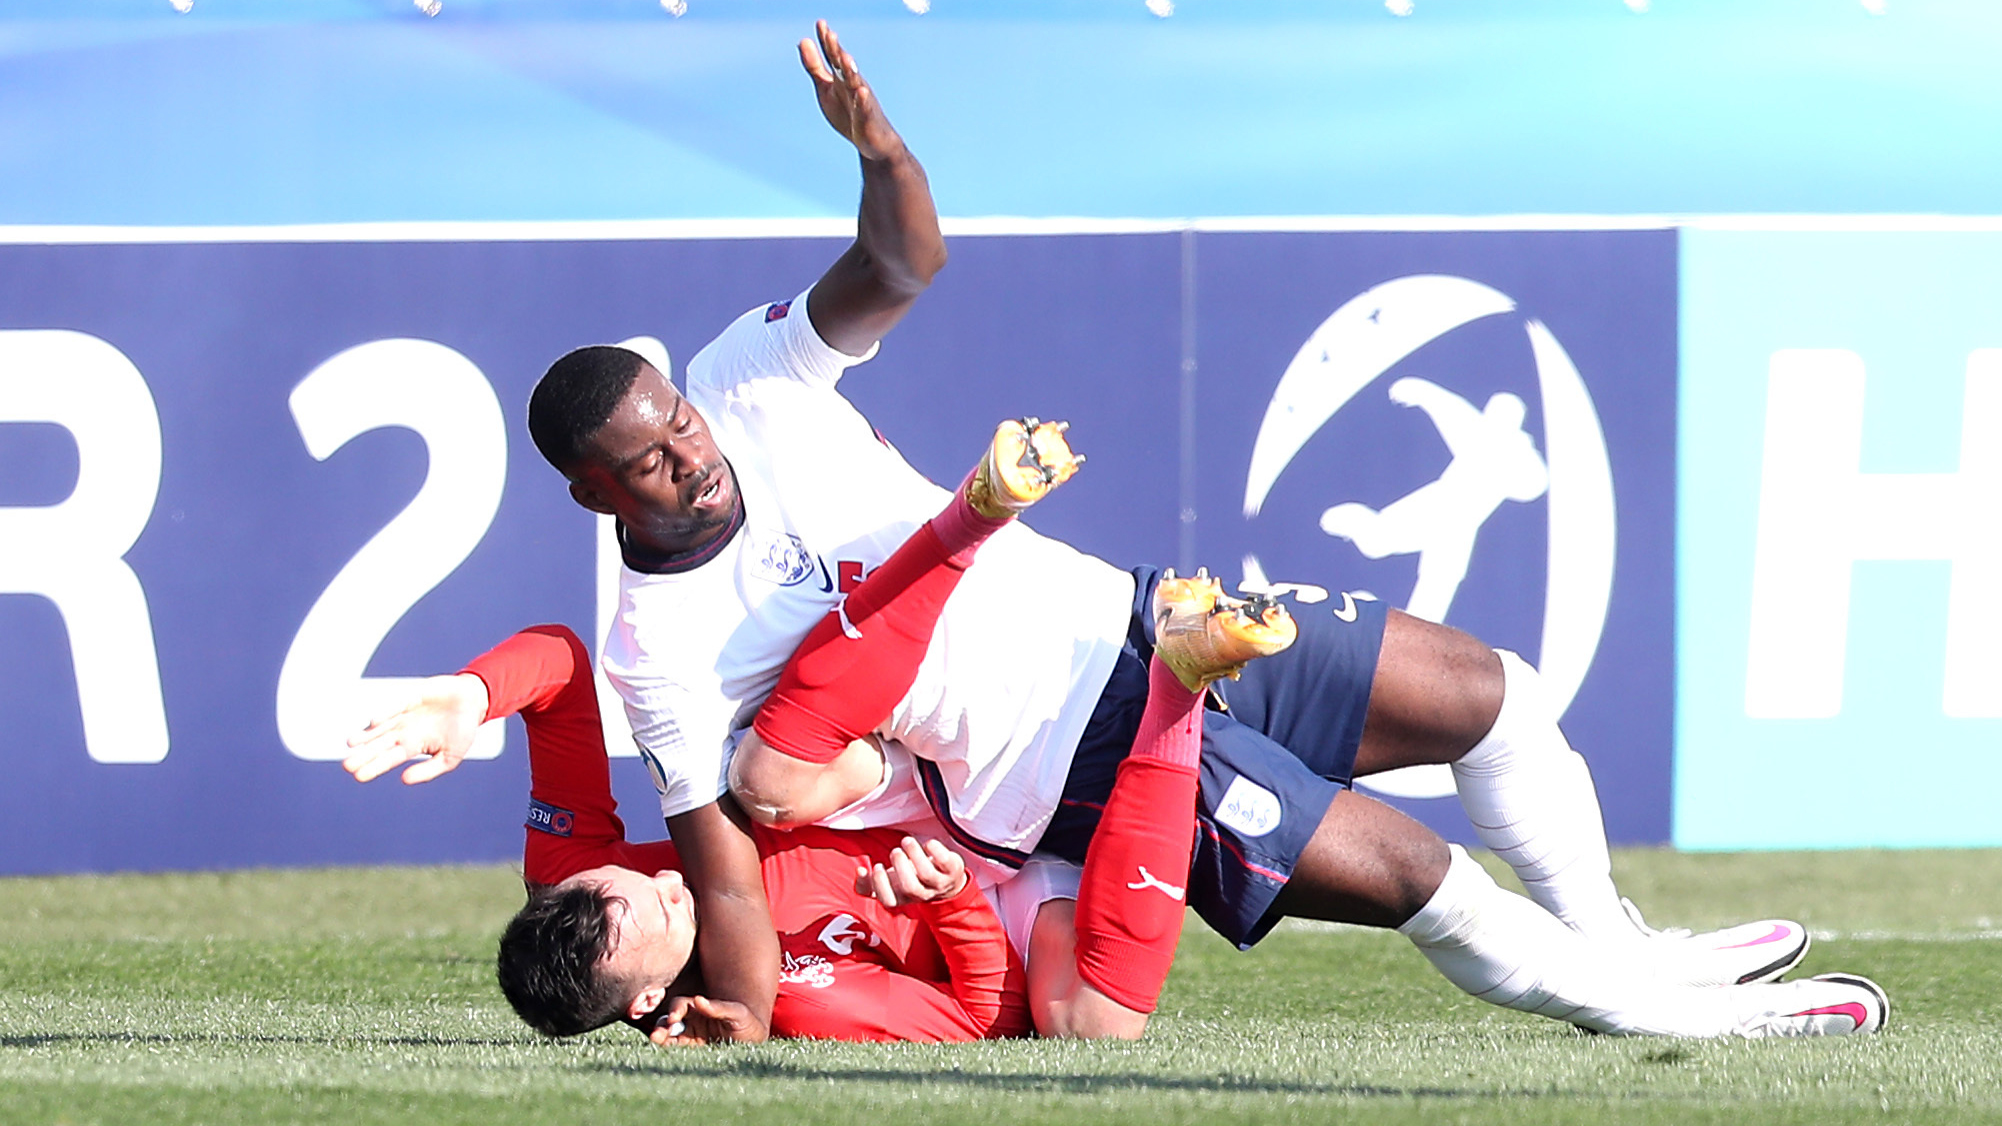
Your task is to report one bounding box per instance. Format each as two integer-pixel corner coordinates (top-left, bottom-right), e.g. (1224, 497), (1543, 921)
(752, 478), (1010, 763)
(930, 468), (1013, 567)
(1072, 657), (1204, 1014)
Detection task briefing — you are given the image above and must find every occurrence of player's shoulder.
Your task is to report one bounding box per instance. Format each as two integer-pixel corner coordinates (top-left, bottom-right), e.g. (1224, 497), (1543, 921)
(695, 297), (794, 356)
(687, 293), (808, 384)
(687, 285), (872, 398)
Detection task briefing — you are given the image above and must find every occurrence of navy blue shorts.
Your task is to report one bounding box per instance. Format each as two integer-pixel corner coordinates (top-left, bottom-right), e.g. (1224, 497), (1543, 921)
(1039, 566), (1389, 949)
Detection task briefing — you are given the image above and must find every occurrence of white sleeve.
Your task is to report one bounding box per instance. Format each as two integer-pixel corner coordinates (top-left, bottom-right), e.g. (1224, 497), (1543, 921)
(615, 675), (732, 821)
(685, 285), (879, 397)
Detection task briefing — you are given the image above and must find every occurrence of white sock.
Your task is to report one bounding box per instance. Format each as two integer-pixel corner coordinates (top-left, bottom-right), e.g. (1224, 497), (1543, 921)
(1451, 650), (1633, 942)
(1397, 847), (1739, 1037)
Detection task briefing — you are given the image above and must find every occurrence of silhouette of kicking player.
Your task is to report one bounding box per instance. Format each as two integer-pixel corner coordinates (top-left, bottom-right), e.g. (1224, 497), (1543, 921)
(1318, 377), (1548, 623)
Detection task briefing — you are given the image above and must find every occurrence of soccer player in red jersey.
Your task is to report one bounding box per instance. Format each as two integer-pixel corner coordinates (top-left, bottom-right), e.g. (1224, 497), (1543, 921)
(463, 588), (1272, 1043)
(458, 621), (1034, 1043)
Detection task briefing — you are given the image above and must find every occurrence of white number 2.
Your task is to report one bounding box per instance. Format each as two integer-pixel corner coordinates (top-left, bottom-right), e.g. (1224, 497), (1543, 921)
(276, 339), (507, 762)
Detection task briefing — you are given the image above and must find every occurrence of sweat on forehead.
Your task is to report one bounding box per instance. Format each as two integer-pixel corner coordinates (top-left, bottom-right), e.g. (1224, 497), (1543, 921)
(527, 345), (671, 472)
(621, 374), (681, 424)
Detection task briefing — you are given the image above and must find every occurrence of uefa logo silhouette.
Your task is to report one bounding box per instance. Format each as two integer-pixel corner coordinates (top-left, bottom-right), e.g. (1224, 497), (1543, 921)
(1238, 275), (1617, 799)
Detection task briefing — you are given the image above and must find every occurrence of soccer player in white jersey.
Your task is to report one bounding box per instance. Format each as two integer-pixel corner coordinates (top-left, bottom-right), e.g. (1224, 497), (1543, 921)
(499, 23), (1860, 1042)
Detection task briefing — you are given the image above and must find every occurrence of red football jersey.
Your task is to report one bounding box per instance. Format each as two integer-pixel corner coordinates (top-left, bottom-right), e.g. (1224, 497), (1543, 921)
(467, 625), (1032, 1043)
(758, 823), (1030, 1041)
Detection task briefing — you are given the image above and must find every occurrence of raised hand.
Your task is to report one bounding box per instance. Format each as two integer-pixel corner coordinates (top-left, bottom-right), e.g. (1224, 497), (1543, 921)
(341, 673), (488, 786)
(854, 836), (969, 908)
(799, 19), (904, 162)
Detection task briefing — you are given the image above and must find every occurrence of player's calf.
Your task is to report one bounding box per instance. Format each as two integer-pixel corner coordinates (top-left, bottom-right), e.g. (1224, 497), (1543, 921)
(1027, 898), (1151, 1040)
(742, 416), (1084, 824)
(1059, 571), (1297, 1033)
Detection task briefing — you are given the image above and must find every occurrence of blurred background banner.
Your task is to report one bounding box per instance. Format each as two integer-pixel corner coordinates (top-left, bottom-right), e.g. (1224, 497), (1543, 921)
(0, 2), (1996, 872)
(0, 1), (1997, 225)
(1678, 227), (2002, 850)
(0, 223), (1676, 872)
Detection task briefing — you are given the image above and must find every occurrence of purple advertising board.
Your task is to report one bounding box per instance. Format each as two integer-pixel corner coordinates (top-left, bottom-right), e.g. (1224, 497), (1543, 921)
(1183, 229), (1678, 846)
(0, 225), (1673, 874)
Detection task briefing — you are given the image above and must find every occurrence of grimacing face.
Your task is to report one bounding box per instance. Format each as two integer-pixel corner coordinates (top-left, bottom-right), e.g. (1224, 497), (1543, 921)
(561, 865), (698, 1020)
(568, 363), (740, 556)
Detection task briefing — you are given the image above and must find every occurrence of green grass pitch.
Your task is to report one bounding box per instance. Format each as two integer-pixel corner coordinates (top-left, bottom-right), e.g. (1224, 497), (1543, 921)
(3, 849), (1999, 1125)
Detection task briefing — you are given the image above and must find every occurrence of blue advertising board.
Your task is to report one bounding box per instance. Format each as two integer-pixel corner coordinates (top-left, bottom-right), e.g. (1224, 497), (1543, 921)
(0, 224), (1677, 874)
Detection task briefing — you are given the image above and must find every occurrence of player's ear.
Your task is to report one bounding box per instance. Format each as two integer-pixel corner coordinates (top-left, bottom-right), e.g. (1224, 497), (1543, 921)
(569, 477), (617, 516)
(627, 984), (669, 1023)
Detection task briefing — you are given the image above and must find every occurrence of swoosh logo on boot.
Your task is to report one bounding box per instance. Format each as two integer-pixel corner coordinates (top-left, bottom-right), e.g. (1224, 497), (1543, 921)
(1720, 924), (1796, 949)
(1796, 1002), (1869, 1028)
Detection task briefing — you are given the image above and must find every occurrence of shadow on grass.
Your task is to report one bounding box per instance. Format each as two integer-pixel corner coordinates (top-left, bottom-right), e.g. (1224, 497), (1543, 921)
(582, 1058), (1580, 1100)
(1, 1031), (521, 1049)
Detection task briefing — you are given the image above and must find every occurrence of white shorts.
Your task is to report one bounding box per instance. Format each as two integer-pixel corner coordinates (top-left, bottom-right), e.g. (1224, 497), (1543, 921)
(981, 853), (1082, 963)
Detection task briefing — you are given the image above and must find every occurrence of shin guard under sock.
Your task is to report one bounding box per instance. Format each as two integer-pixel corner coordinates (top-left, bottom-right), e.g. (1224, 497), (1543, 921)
(1398, 846), (1739, 1036)
(753, 478), (1011, 764)
(1072, 657), (1204, 1014)
(1451, 650), (1632, 941)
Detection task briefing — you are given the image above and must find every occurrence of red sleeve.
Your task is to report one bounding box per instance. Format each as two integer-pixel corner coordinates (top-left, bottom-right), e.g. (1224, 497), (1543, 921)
(461, 624), (593, 722)
(460, 625), (650, 887)
(912, 880), (1033, 1038)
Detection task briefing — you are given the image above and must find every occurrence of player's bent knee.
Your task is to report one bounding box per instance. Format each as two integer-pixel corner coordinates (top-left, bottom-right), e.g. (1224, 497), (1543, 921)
(1279, 790), (1454, 929)
(728, 733), (884, 829)
(1370, 611), (1505, 754)
(727, 734), (814, 828)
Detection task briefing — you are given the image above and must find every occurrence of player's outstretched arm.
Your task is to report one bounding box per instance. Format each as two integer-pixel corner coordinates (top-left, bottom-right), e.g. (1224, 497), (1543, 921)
(661, 795), (780, 1044)
(1386, 376), (1483, 451)
(342, 673), (488, 786)
(799, 19), (946, 358)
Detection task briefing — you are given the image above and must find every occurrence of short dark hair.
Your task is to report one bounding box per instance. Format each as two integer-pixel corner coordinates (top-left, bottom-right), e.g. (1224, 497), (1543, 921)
(527, 345), (648, 476)
(496, 882), (630, 1036)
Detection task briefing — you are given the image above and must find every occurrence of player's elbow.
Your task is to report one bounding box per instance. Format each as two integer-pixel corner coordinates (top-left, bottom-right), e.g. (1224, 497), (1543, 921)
(912, 239), (947, 287)
(864, 242), (946, 300)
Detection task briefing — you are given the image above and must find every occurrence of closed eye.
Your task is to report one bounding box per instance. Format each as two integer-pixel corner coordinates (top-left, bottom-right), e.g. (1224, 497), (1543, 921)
(626, 447), (665, 478)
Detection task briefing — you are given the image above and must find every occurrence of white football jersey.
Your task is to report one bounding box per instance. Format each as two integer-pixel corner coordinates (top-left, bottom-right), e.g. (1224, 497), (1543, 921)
(601, 288), (1134, 867)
